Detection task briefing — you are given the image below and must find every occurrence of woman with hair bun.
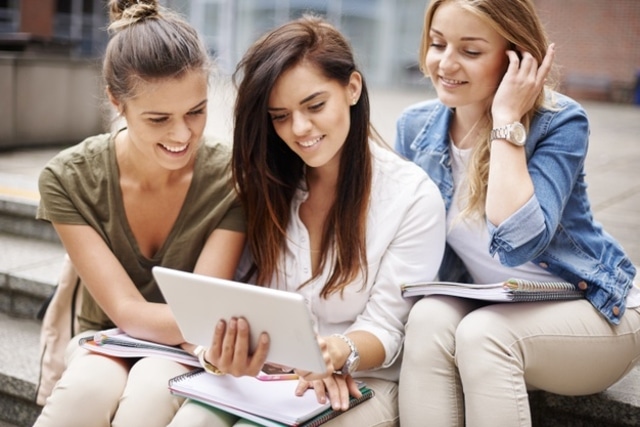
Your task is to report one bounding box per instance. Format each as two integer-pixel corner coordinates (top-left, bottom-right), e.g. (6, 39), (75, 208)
(33, 1), (245, 426)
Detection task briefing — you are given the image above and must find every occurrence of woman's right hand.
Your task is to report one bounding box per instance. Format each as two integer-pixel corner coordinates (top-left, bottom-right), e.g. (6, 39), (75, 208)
(295, 373), (362, 411)
(204, 317), (270, 377)
(491, 43), (555, 126)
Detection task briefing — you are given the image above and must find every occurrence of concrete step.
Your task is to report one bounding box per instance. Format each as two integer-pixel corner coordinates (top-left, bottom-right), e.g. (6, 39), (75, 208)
(0, 312), (42, 427)
(0, 196), (61, 426)
(1, 172), (639, 425)
(530, 365), (640, 426)
(0, 197), (59, 244)
(0, 231), (64, 318)
(0, 302), (639, 427)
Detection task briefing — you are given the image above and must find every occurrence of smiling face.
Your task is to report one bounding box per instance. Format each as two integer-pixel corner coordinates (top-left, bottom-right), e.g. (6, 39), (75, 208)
(267, 61), (361, 174)
(426, 1), (509, 110)
(111, 69), (209, 171)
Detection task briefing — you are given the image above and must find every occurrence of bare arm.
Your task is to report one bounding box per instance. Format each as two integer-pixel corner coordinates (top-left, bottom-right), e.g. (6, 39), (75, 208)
(54, 222), (183, 344)
(193, 228), (245, 278)
(56, 224), (245, 346)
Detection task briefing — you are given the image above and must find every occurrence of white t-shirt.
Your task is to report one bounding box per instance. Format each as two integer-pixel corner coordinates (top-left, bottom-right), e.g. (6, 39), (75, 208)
(446, 143), (640, 307)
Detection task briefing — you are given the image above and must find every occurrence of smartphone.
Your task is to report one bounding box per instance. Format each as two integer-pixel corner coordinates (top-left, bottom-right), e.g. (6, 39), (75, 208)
(256, 363), (298, 381)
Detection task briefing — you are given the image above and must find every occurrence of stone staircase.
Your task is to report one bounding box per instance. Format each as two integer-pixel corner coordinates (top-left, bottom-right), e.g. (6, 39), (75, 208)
(1, 176), (640, 426)
(0, 139), (640, 427)
(0, 196), (65, 427)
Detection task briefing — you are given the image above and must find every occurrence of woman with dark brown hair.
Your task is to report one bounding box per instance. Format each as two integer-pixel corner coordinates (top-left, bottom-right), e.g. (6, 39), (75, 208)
(171, 15), (446, 426)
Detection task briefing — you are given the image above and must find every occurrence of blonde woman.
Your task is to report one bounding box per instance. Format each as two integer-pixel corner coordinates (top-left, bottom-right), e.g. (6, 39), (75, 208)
(396, 0), (640, 426)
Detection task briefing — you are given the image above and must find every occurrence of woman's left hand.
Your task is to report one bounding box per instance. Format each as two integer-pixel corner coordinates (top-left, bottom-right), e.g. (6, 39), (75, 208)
(492, 43), (555, 125)
(295, 373), (362, 411)
(206, 317), (270, 377)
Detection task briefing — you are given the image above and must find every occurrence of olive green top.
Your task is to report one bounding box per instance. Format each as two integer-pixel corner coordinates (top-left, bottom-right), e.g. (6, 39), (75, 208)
(37, 132), (245, 331)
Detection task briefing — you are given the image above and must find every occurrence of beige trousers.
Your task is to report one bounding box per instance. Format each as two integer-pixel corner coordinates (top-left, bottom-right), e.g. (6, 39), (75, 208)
(168, 377), (399, 427)
(398, 296), (640, 427)
(33, 331), (193, 427)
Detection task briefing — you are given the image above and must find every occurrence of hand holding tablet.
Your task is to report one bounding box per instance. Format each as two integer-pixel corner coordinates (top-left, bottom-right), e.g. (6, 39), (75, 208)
(152, 266), (327, 374)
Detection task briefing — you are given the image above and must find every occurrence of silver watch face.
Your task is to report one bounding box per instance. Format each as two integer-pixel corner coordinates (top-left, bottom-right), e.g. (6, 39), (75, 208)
(509, 123), (527, 146)
(344, 353), (360, 374)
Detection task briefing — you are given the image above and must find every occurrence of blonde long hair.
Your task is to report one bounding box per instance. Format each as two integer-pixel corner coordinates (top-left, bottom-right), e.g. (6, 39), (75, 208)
(420, 0), (558, 219)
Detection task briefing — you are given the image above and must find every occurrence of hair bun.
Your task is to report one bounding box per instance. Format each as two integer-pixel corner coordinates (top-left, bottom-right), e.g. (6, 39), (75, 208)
(109, 0), (160, 31)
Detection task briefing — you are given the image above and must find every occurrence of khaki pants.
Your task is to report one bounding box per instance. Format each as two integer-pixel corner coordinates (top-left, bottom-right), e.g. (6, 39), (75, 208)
(169, 377), (399, 427)
(34, 331), (193, 427)
(399, 296), (640, 427)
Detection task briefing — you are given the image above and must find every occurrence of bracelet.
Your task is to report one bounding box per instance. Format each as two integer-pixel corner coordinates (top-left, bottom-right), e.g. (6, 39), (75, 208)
(194, 345), (225, 375)
(331, 334), (360, 375)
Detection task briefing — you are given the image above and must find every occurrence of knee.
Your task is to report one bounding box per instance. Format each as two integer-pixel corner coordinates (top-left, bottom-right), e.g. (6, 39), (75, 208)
(127, 357), (190, 396)
(406, 297), (464, 334)
(455, 309), (520, 378)
(36, 357), (126, 427)
(59, 353), (128, 396)
(403, 298), (461, 363)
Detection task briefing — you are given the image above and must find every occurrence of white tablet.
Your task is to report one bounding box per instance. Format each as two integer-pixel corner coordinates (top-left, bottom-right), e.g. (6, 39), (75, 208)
(152, 266), (325, 373)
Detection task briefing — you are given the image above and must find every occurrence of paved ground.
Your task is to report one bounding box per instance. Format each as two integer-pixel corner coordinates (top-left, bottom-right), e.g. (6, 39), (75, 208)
(1, 83), (639, 264)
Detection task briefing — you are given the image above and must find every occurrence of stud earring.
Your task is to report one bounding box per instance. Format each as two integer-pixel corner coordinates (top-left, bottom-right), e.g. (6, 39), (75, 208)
(352, 99), (357, 105)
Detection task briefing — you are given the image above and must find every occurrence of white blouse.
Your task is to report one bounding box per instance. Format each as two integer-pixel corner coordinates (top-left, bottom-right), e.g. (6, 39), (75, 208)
(266, 142), (446, 381)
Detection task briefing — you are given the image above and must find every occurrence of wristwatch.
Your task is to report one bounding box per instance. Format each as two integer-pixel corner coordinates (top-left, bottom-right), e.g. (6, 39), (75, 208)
(194, 345), (225, 375)
(332, 334), (360, 375)
(490, 121), (527, 146)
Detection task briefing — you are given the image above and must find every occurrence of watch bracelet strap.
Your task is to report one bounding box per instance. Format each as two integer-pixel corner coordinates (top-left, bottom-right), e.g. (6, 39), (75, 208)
(331, 333), (358, 374)
(331, 333), (357, 354)
(490, 126), (508, 141)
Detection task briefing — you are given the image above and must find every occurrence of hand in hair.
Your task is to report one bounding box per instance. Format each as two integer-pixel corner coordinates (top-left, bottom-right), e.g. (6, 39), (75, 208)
(492, 43), (556, 126)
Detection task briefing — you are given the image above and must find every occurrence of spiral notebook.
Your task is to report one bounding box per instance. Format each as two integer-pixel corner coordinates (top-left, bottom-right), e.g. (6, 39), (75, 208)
(79, 328), (201, 367)
(169, 369), (374, 427)
(401, 278), (585, 302)
(80, 329), (292, 380)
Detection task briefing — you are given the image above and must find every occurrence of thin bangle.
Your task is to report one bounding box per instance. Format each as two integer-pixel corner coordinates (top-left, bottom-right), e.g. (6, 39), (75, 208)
(194, 345), (225, 375)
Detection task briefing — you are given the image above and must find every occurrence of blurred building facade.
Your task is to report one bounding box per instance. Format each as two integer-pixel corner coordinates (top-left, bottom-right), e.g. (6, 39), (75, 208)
(535, 0), (640, 103)
(0, 0), (105, 148)
(1, 0), (639, 99)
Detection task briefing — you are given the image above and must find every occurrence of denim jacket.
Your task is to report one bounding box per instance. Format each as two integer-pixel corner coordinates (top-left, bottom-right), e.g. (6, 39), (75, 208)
(395, 91), (635, 324)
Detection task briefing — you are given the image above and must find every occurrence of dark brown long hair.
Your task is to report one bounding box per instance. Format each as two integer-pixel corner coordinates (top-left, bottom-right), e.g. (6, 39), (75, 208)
(232, 15), (374, 298)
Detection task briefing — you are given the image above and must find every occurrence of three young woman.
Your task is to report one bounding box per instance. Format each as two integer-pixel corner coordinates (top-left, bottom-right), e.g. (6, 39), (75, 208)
(170, 15), (446, 427)
(35, 1), (639, 426)
(34, 1), (245, 425)
(396, 0), (640, 425)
